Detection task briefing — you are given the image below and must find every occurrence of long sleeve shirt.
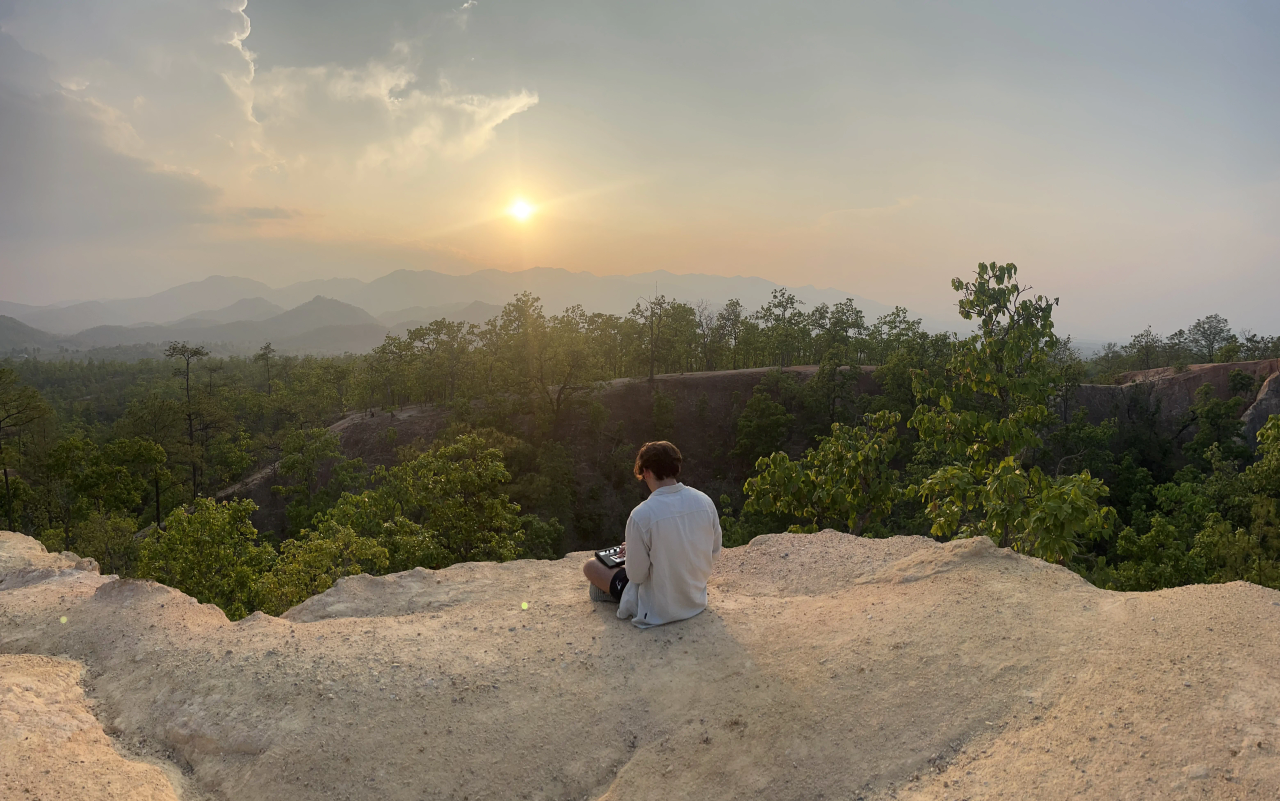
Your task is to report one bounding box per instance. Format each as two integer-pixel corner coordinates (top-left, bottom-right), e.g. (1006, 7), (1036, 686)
(617, 483), (722, 628)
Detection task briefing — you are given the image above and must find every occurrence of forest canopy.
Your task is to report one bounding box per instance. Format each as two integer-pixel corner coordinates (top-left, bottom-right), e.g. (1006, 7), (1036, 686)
(2, 265), (1276, 619)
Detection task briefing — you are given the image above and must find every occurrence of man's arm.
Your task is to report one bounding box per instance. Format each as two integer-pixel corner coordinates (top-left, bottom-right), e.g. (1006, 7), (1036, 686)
(702, 490), (722, 556)
(712, 507), (723, 557)
(624, 512), (652, 584)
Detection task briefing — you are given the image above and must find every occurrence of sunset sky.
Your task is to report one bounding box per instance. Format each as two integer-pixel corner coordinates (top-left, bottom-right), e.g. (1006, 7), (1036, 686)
(1, 1), (1277, 338)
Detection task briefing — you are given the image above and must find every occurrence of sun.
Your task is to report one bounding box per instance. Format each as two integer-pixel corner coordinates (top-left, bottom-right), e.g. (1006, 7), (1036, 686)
(507, 198), (535, 222)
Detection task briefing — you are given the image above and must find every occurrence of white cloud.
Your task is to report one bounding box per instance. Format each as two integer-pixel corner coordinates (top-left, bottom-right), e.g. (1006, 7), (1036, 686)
(450, 0), (478, 30)
(0, 0), (536, 190)
(253, 56), (537, 177)
(0, 0), (538, 301)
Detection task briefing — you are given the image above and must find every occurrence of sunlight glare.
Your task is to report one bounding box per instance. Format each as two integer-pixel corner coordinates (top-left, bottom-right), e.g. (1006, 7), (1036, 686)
(507, 198), (535, 222)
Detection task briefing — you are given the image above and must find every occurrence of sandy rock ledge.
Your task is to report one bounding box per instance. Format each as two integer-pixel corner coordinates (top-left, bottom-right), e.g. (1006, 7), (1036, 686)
(2, 529), (1279, 800)
(1, 654), (181, 800)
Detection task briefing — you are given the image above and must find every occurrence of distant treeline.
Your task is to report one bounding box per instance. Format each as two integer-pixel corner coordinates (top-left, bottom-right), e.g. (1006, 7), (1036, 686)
(1090, 316), (1280, 380)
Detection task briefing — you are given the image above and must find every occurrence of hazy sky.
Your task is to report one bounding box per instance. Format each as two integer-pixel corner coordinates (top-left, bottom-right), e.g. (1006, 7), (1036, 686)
(1, 1), (1277, 338)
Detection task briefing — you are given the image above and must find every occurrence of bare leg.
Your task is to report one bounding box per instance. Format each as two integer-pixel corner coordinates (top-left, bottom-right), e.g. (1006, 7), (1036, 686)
(583, 559), (621, 593)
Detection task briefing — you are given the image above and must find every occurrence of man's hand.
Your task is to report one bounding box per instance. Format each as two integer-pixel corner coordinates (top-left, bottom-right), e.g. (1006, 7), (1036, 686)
(618, 542), (626, 557)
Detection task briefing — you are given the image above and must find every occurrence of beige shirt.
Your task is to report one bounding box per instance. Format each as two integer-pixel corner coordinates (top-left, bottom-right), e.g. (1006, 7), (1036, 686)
(617, 483), (722, 628)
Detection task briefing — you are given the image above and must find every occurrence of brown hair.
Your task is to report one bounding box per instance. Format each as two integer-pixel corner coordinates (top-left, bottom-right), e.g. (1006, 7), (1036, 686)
(634, 441), (683, 481)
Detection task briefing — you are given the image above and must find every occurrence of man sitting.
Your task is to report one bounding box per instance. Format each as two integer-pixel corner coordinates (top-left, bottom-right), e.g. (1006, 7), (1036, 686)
(583, 441), (722, 628)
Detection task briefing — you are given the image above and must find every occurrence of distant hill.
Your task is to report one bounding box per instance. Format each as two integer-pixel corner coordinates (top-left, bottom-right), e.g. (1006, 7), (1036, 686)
(0, 315), (64, 353)
(272, 323), (390, 355)
(68, 297), (382, 351)
(172, 297), (284, 326)
(15, 276), (277, 335)
(258, 296), (379, 338)
(0, 301), (44, 320)
(324, 267), (908, 321)
(4, 267), (949, 335)
(379, 301), (504, 328)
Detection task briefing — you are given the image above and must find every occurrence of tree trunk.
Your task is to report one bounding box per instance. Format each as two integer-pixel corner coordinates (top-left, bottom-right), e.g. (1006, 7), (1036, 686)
(850, 511), (871, 538)
(185, 360), (198, 500)
(3, 464), (12, 533)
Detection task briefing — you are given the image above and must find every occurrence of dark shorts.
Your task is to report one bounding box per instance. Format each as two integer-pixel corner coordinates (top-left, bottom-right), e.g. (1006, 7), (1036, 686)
(609, 567), (630, 601)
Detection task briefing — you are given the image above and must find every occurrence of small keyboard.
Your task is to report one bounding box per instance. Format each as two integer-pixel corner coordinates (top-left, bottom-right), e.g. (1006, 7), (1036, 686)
(594, 545), (625, 569)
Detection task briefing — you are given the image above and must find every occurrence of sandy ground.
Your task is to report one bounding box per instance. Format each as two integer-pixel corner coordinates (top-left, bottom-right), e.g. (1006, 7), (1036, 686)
(2, 529), (1279, 800)
(1, 654), (181, 801)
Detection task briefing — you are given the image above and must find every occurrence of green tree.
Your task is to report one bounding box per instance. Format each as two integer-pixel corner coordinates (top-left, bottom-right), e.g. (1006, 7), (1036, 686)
(0, 368), (48, 531)
(40, 512), (142, 577)
(909, 263), (1115, 563)
(534, 305), (602, 436)
(205, 429), (256, 489)
(731, 383), (794, 466)
(40, 435), (152, 529)
(1186, 416), (1280, 588)
(716, 299), (749, 370)
(755, 289), (808, 367)
(105, 435), (174, 528)
(254, 342), (276, 395)
(406, 319), (475, 403)
(808, 299), (865, 364)
(1123, 326), (1164, 372)
(276, 357), (352, 427)
(1102, 422), (1280, 592)
(1108, 514), (1207, 590)
(363, 334), (416, 409)
(744, 410), (901, 536)
(586, 312), (628, 379)
(254, 520), (388, 615)
(662, 301), (700, 374)
(164, 341), (210, 497)
(651, 388), (677, 441)
(1194, 501), (1280, 588)
(323, 434), (560, 571)
(272, 428), (367, 536)
(1240, 331), (1280, 361)
(1164, 329), (1192, 371)
(1181, 384), (1249, 469)
(138, 498), (275, 620)
(693, 300), (725, 371)
(629, 295), (672, 380)
(1228, 369), (1260, 398)
(1187, 314), (1233, 363)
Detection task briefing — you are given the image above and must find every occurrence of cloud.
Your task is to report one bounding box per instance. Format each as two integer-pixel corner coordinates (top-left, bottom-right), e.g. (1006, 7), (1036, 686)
(252, 57), (538, 175)
(0, 0), (538, 302)
(0, 0), (260, 170)
(0, 36), (219, 243)
(450, 0), (478, 30)
(0, 1), (537, 186)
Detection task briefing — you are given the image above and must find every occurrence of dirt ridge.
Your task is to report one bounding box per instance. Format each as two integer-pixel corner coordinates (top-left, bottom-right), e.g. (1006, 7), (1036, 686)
(2, 529), (1279, 800)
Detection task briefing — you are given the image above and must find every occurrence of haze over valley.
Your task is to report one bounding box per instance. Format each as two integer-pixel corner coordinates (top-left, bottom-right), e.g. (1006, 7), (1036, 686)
(0, 266), (916, 356)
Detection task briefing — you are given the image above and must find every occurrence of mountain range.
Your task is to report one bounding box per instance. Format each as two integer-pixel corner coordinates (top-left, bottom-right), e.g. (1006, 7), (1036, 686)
(1, 267), (939, 357)
(4, 268), (907, 334)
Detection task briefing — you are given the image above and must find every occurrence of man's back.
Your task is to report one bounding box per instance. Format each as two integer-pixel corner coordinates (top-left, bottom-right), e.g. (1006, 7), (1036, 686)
(620, 483), (722, 628)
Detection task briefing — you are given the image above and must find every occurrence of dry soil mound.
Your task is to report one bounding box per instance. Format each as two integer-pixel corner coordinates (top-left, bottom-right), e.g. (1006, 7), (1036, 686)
(2, 530), (1279, 800)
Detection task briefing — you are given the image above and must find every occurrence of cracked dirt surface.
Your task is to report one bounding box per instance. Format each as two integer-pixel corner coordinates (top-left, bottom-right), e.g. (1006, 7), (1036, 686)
(2, 529), (1278, 800)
